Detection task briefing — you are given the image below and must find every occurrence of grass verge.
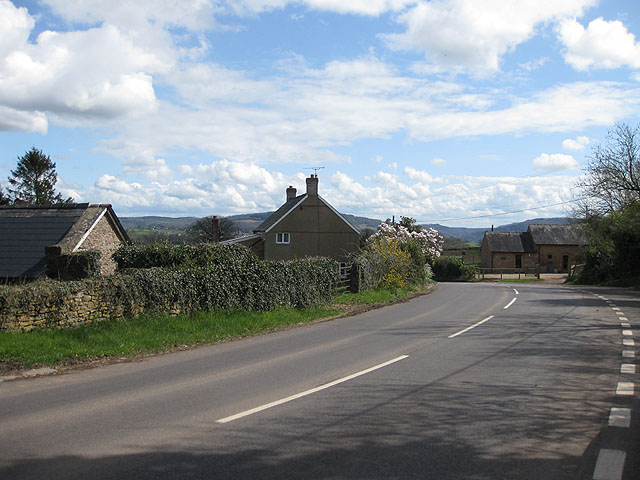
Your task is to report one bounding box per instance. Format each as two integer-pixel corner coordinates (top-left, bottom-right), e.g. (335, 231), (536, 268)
(0, 283), (433, 374)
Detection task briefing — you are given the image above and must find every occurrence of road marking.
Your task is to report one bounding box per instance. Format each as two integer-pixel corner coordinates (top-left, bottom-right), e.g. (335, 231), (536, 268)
(615, 312), (624, 316)
(621, 322), (630, 328)
(513, 288), (519, 295)
(619, 316), (628, 321)
(593, 449), (626, 480)
(601, 297), (609, 301)
(622, 330), (633, 336)
(608, 407), (631, 428)
(623, 339), (634, 346)
(217, 355), (409, 423)
(448, 316), (495, 339)
(622, 350), (635, 358)
(616, 382), (634, 396)
(621, 364), (636, 374)
(504, 298), (517, 309)
(612, 307), (620, 311)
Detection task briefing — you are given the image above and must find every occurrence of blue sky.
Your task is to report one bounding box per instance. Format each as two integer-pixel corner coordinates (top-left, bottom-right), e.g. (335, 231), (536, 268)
(1, 0), (640, 227)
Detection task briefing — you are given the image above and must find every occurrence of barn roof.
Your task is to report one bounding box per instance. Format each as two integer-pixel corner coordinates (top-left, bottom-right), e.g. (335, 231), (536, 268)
(483, 231), (534, 253)
(527, 224), (587, 245)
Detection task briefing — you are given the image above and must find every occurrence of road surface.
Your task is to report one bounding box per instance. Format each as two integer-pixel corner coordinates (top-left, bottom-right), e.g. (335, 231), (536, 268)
(0, 282), (638, 479)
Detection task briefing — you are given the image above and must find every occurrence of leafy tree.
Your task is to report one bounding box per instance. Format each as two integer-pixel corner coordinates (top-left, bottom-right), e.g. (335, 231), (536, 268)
(187, 216), (236, 243)
(7, 147), (73, 205)
(576, 123), (640, 214)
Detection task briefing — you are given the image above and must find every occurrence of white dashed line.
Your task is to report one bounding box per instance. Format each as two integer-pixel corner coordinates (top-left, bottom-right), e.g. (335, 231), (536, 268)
(619, 316), (628, 321)
(616, 382), (635, 396)
(622, 330), (633, 336)
(623, 339), (635, 346)
(608, 407), (631, 428)
(593, 449), (626, 480)
(513, 288), (519, 295)
(616, 312), (625, 316)
(621, 322), (631, 328)
(622, 350), (635, 358)
(504, 298), (516, 309)
(217, 355), (409, 423)
(448, 316), (495, 339)
(612, 307), (621, 311)
(620, 364), (636, 374)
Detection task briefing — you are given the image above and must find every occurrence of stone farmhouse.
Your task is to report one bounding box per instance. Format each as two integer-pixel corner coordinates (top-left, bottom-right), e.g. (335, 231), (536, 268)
(0, 203), (129, 280)
(480, 224), (586, 273)
(226, 175), (360, 263)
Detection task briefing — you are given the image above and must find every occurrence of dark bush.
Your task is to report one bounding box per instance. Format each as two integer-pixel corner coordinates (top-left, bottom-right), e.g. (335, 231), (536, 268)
(432, 257), (476, 282)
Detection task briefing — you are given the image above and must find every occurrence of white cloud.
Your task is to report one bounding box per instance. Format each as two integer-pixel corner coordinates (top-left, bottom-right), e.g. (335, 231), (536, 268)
(558, 17), (640, 71)
(562, 136), (590, 150)
(533, 153), (579, 170)
(431, 158), (446, 167)
(404, 166), (436, 184)
(384, 0), (594, 75)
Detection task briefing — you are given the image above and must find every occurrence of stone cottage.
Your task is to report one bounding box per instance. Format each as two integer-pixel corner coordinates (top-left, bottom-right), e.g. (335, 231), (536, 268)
(0, 203), (130, 280)
(480, 224), (586, 273)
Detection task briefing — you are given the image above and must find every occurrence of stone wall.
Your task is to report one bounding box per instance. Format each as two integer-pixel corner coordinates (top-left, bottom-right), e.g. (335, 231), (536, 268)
(3, 283), (114, 331)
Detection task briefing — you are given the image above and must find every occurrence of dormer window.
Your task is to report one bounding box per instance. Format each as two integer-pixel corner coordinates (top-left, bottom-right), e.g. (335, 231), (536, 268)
(276, 232), (290, 244)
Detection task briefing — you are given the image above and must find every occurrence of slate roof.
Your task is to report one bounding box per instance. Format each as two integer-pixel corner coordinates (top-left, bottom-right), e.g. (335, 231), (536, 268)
(483, 231), (534, 253)
(528, 224), (587, 245)
(253, 195), (307, 233)
(0, 203), (129, 279)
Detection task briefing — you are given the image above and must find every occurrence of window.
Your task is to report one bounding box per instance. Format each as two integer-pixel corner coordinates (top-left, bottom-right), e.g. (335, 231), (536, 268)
(276, 232), (290, 244)
(515, 255), (522, 269)
(548, 254), (553, 260)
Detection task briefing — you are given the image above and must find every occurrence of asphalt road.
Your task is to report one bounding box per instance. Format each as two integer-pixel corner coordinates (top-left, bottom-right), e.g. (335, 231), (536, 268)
(0, 282), (638, 479)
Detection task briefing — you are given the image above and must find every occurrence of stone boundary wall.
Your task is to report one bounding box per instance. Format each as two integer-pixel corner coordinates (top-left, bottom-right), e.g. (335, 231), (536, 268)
(0, 280), (142, 332)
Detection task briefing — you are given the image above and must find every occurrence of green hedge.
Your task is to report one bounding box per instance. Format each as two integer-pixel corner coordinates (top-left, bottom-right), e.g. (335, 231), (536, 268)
(432, 257), (476, 282)
(0, 244), (340, 330)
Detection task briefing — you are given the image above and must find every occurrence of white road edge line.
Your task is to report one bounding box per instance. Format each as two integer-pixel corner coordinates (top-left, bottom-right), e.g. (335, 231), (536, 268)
(217, 355), (409, 423)
(504, 298), (517, 309)
(448, 316), (495, 339)
(593, 449), (626, 480)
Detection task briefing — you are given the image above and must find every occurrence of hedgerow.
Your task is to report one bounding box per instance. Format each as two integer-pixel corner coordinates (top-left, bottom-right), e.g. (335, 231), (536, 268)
(0, 244), (340, 331)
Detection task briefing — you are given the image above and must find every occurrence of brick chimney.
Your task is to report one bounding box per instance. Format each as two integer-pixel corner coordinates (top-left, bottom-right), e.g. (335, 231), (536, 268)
(306, 174), (319, 196)
(286, 185), (297, 202)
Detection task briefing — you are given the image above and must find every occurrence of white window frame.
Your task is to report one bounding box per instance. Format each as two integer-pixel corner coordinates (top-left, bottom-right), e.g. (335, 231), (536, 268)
(276, 232), (290, 244)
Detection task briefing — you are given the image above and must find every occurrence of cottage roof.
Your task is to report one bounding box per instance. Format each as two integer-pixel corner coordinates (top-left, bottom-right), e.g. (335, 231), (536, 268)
(253, 194), (360, 235)
(254, 194), (307, 233)
(0, 203), (129, 279)
(527, 224), (586, 246)
(483, 231), (534, 253)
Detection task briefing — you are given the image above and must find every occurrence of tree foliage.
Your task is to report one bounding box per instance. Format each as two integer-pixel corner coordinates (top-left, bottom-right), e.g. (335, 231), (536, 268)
(187, 216), (236, 243)
(7, 147), (72, 205)
(576, 123), (640, 214)
(575, 123), (640, 285)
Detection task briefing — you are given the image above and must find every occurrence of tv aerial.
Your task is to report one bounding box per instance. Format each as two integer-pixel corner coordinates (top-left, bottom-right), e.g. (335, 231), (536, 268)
(305, 166), (325, 176)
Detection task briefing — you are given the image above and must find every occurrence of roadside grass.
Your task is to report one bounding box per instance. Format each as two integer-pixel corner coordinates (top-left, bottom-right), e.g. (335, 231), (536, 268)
(0, 284), (432, 372)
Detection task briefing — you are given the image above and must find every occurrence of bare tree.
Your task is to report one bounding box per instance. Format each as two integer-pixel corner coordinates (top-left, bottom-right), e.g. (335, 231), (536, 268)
(576, 123), (640, 214)
(187, 216), (236, 243)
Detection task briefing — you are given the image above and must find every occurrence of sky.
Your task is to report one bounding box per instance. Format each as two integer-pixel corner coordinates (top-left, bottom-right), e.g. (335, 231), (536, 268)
(1, 0), (640, 227)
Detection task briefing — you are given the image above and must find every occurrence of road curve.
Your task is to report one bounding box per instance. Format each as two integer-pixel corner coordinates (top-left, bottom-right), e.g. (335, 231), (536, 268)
(1, 282), (638, 479)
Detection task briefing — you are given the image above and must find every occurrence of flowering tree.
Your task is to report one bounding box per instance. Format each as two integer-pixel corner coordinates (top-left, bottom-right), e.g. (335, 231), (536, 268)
(367, 220), (444, 263)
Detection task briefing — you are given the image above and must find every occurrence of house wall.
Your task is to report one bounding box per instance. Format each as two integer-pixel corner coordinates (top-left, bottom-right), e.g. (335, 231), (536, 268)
(537, 245), (582, 273)
(263, 196), (359, 262)
(79, 215), (124, 275)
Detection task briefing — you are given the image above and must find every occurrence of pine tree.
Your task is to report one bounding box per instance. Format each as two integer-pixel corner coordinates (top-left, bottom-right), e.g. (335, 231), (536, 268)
(7, 147), (73, 205)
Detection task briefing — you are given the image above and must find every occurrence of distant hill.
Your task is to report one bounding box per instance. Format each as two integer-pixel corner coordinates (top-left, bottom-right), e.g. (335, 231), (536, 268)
(120, 213), (572, 246)
(423, 217), (571, 245)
